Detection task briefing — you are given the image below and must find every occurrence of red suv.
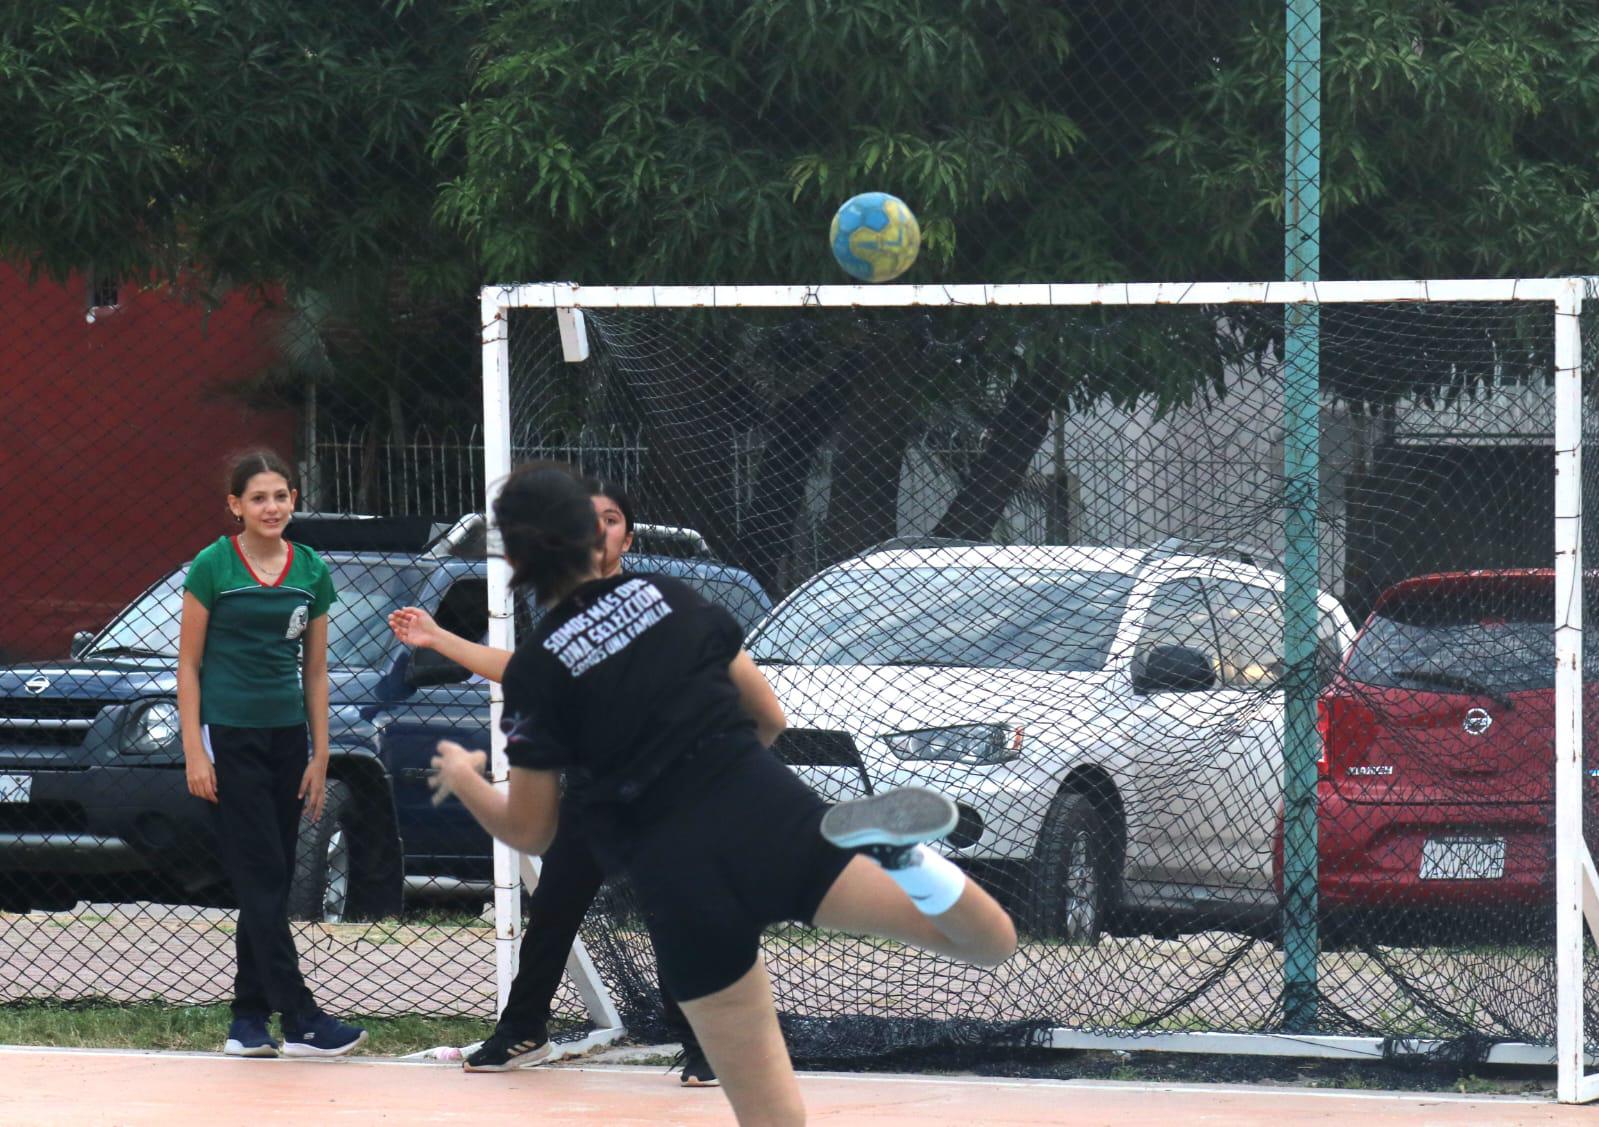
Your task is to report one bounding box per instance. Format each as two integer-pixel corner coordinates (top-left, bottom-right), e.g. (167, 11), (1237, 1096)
(1314, 570), (1595, 911)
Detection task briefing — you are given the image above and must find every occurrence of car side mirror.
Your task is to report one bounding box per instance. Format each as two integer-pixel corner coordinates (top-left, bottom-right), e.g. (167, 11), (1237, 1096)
(405, 647), (473, 689)
(1134, 645), (1216, 694)
(70, 631), (96, 659)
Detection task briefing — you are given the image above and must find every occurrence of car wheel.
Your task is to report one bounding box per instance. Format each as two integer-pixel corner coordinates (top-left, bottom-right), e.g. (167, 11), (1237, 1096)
(0, 875), (79, 914)
(1031, 791), (1112, 944)
(289, 778), (353, 923)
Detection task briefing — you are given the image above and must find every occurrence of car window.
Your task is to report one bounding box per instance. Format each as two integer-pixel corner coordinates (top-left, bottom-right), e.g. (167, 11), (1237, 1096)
(748, 566), (1135, 672)
(681, 578), (768, 635)
(1209, 579), (1284, 689)
(84, 559), (416, 669)
(322, 561), (414, 668)
(434, 579), (489, 642)
(84, 572), (187, 656)
(1344, 584), (1599, 692)
(1133, 578), (1217, 676)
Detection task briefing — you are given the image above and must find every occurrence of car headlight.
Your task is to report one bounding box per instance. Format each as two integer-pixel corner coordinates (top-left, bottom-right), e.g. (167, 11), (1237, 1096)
(884, 723), (1020, 766)
(123, 699), (181, 758)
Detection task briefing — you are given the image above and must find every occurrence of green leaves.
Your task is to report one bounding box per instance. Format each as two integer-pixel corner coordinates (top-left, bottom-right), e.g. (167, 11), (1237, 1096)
(1, 0), (470, 298)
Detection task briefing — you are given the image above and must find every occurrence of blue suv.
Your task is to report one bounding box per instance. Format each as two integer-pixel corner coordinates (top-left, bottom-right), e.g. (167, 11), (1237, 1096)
(0, 522), (771, 921)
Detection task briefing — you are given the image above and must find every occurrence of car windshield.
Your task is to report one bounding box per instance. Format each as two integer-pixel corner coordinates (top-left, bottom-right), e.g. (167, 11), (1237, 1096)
(748, 566), (1135, 671)
(1345, 586), (1599, 693)
(84, 558), (415, 668)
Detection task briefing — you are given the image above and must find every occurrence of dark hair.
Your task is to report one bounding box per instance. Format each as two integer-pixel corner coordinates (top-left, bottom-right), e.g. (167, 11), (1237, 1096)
(494, 463), (601, 603)
(227, 449), (297, 497)
(586, 478), (634, 534)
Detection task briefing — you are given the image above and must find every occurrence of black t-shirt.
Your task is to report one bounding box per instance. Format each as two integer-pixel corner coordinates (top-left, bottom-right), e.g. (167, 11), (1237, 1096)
(501, 573), (753, 809)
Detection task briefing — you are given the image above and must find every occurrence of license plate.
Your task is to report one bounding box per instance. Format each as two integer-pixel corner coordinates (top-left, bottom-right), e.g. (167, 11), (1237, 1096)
(1419, 836), (1505, 880)
(0, 774), (31, 804)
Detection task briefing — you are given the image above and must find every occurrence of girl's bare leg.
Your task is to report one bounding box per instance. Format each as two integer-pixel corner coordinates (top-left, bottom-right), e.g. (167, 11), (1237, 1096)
(677, 957), (805, 1127)
(812, 855), (1017, 967)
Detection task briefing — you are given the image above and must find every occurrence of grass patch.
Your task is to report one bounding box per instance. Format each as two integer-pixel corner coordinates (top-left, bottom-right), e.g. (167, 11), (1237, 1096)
(0, 998), (493, 1056)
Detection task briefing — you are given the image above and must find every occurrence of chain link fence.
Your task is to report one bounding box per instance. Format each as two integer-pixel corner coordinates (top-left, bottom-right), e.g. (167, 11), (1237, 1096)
(3, 0), (1599, 1069)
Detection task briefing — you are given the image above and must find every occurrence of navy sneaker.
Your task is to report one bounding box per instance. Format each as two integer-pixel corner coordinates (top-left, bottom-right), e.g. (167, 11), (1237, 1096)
(282, 1012), (367, 1058)
(820, 787), (957, 869)
(463, 1027), (551, 1072)
(224, 1015), (280, 1058)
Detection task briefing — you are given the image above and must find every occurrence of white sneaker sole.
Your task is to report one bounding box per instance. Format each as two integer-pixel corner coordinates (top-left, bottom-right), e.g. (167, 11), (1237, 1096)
(281, 1030), (368, 1058)
(820, 787), (957, 850)
(223, 1039), (279, 1058)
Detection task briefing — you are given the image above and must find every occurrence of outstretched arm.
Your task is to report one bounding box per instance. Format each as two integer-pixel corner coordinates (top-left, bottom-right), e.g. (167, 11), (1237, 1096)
(429, 740), (560, 854)
(389, 607), (512, 683)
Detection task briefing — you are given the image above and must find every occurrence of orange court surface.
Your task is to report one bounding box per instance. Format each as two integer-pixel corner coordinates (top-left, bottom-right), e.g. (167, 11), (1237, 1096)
(0, 1046), (1589, 1126)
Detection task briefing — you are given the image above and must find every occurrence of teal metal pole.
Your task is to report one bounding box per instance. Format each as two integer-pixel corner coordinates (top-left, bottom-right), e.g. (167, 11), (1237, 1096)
(1282, 0), (1322, 1032)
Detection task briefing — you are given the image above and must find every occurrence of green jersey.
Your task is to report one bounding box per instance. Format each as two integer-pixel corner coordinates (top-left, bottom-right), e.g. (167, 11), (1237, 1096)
(184, 536), (337, 728)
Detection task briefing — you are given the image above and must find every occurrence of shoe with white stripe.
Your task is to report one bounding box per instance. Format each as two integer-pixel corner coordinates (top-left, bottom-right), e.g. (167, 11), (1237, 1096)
(464, 1029), (552, 1072)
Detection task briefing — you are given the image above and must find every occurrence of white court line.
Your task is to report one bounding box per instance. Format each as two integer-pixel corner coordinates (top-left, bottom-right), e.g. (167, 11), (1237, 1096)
(0, 1044), (1555, 1106)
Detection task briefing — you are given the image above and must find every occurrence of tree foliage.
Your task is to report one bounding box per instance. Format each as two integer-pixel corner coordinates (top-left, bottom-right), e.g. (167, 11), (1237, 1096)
(6, 1), (1599, 574)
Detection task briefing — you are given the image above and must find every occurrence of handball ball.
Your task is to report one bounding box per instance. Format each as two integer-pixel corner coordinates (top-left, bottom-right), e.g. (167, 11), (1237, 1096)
(830, 192), (920, 282)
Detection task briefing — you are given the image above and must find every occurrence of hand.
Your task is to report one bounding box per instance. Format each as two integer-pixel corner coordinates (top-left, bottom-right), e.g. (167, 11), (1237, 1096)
(429, 741), (489, 807)
(299, 757), (329, 822)
(185, 750), (218, 804)
(388, 606), (443, 650)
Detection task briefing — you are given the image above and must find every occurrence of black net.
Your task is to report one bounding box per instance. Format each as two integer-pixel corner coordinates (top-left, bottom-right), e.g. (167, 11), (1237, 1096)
(505, 294), (1592, 1057)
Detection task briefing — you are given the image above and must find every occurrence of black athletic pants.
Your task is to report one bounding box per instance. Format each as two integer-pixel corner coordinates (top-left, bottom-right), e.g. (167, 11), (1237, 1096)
(496, 797), (690, 1042)
(207, 723), (317, 1023)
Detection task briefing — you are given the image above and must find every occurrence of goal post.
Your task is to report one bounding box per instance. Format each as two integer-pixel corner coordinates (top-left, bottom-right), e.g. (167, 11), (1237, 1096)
(483, 277), (1599, 1099)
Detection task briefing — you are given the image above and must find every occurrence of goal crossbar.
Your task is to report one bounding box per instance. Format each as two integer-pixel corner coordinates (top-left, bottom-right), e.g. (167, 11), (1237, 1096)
(486, 277), (1585, 312)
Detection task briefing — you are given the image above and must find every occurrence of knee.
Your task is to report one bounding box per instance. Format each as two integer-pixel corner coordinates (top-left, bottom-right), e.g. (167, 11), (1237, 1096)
(969, 916), (1019, 969)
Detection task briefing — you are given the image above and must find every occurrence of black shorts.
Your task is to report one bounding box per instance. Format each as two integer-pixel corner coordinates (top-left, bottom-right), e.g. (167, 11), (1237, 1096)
(616, 744), (853, 1003)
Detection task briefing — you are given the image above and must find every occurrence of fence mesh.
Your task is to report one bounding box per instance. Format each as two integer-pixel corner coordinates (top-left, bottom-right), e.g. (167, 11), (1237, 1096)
(2, 0), (1598, 1071)
(0, 273), (592, 1033)
(501, 295), (1593, 1057)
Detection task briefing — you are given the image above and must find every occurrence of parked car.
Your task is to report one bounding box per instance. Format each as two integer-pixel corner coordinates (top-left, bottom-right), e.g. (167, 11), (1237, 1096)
(748, 540), (1354, 941)
(1313, 569), (1597, 913)
(0, 526), (770, 920)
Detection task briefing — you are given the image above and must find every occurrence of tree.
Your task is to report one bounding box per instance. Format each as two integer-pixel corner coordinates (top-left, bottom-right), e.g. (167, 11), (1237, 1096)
(0, 0), (479, 482)
(6, 1), (1598, 581)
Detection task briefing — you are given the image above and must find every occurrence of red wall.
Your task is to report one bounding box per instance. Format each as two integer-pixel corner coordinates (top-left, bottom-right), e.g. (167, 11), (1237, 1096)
(0, 266), (297, 659)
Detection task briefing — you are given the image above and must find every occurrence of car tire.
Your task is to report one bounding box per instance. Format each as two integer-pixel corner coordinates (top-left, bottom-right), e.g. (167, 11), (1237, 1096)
(1031, 791), (1112, 944)
(289, 778), (354, 923)
(0, 875), (78, 914)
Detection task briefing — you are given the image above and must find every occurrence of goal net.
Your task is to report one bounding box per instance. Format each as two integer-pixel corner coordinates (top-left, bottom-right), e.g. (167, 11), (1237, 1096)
(485, 280), (1599, 1098)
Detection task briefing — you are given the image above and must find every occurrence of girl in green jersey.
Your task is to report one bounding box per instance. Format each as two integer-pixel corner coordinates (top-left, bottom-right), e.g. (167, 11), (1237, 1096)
(177, 450), (366, 1059)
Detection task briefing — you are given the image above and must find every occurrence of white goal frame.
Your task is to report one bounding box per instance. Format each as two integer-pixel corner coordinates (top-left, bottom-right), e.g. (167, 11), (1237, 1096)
(482, 278), (1599, 1100)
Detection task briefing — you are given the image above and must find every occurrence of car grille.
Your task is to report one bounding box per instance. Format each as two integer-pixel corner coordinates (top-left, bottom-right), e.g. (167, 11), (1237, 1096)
(772, 729), (873, 796)
(773, 729), (861, 768)
(0, 801), (89, 836)
(0, 700), (103, 749)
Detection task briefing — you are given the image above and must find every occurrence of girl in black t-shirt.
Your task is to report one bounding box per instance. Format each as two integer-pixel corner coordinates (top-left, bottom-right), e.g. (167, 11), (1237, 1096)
(389, 480), (711, 1081)
(427, 464), (1016, 1127)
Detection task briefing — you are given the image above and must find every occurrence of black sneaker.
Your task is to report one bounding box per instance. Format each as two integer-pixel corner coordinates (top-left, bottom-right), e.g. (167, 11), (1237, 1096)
(224, 1015), (280, 1058)
(673, 1042), (718, 1087)
(464, 1028), (551, 1072)
(820, 787), (957, 868)
(282, 1012), (367, 1058)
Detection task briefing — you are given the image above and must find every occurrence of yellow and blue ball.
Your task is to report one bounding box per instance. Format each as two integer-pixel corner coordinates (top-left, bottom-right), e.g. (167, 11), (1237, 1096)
(829, 192), (920, 283)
